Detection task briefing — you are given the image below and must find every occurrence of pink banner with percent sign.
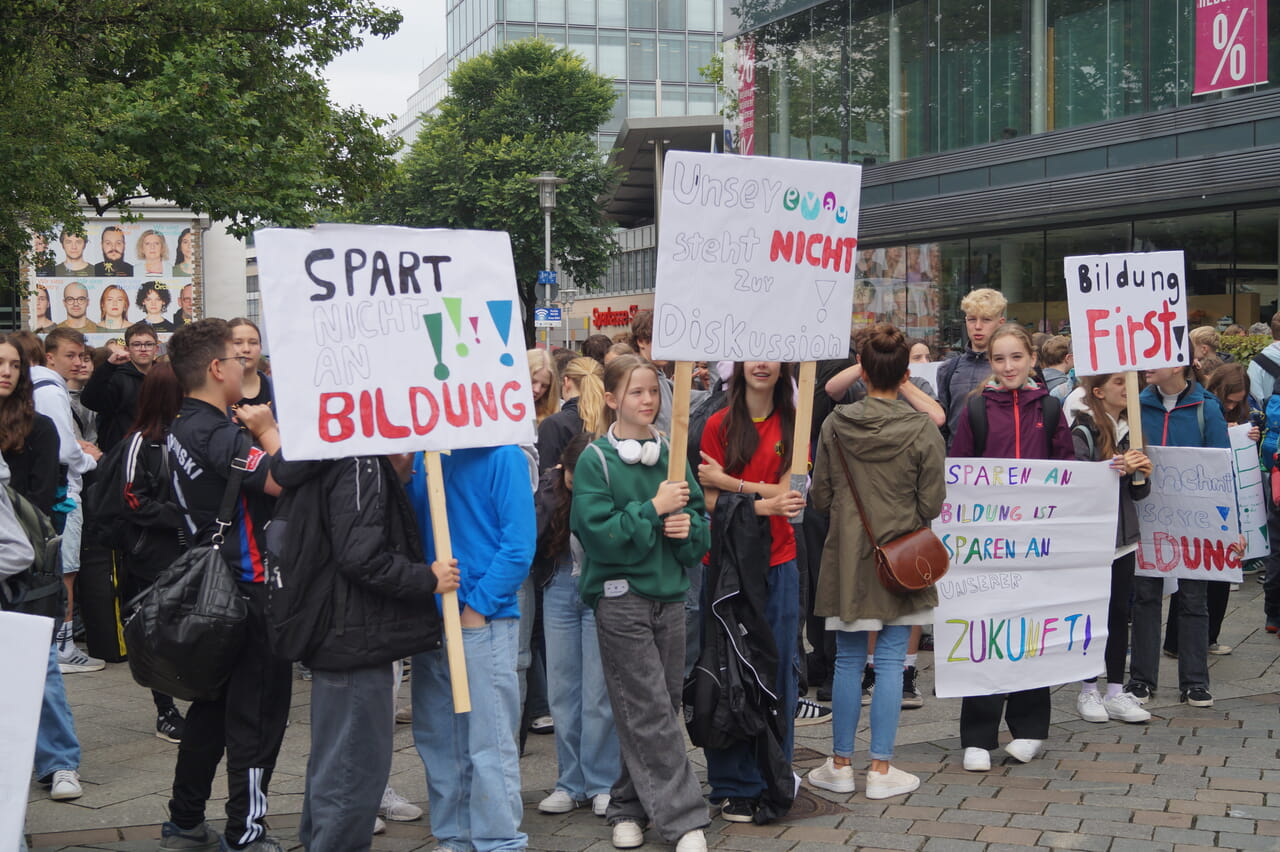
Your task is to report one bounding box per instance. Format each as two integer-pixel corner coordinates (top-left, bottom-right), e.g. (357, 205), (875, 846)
(1195, 0), (1268, 95)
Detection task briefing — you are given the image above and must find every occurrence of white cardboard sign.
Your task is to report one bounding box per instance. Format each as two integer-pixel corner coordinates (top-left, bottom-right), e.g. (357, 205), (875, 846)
(1230, 423), (1270, 561)
(933, 460), (1117, 698)
(1135, 445), (1243, 582)
(255, 225), (535, 460)
(0, 613), (54, 845)
(1063, 251), (1189, 376)
(650, 151), (860, 362)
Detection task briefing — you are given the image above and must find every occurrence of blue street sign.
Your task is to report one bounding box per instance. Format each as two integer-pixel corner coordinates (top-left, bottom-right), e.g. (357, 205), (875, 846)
(537, 270), (558, 285)
(534, 306), (562, 327)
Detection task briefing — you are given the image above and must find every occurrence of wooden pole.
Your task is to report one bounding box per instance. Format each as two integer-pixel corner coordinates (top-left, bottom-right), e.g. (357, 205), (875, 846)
(424, 451), (471, 714)
(1125, 371), (1146, 486)
(667, 361), (693, 482)
(789, 361), (816, 524)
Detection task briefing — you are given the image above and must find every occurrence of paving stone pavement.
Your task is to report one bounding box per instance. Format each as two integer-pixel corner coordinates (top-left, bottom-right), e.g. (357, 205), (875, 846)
(25, 577), (1280, 851)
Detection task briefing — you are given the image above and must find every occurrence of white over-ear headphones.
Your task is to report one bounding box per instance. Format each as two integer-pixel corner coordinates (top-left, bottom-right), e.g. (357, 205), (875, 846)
(607, 423), (662, 466)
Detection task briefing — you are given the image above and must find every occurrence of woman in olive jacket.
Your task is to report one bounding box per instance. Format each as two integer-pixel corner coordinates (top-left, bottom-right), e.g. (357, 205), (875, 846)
(807, 323), (946, 801)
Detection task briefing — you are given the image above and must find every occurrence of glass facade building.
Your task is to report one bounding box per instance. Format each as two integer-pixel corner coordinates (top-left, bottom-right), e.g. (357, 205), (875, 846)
(447, 0), (726, 148)
(725, 0), (1280, 350)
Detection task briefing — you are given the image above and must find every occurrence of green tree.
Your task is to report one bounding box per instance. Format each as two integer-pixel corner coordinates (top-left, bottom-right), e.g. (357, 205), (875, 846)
(363, 39), (621, 347)
(0, 0), (403, 264)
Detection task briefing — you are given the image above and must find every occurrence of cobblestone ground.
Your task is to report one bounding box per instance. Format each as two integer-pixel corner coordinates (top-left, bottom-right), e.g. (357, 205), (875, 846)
(26, 578), (1280, 851)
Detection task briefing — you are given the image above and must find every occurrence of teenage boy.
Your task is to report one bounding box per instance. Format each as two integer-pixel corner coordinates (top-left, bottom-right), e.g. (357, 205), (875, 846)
(936, 287), (1007, 445)
(406, 445), (536, 852)
(1039, 335), (1076, 400)
(81, 322), (156, 452)
(160, 319), (290, 852)
(36, 328), (104, 673)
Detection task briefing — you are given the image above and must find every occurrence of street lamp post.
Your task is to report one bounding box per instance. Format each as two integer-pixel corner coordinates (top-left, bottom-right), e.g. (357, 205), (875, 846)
(528, 171), (568, 310)
(558, 287), (578, 350)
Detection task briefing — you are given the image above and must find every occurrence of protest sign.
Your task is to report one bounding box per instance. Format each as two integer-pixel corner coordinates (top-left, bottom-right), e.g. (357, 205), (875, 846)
(1230, 423), (1270, 561)
(254, 225), (535, 461)
(909, 360), (941, 395)
(933, 460), (1117, 698)
(650, 151), (860, 362)
(1135, 445), (1242, 582)
(0, 613), (54, 845)
(1063, 251), (1188, 377)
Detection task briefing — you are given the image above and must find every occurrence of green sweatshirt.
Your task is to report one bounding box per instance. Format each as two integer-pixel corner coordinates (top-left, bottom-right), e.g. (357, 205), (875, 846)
(570, 435), (710, 608)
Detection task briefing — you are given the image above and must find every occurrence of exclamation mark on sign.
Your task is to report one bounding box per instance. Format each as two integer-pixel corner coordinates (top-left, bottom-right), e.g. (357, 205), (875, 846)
(423, 313), (450, 380)
(469, 317), (481, 343)
(444, 297), (468, 357)
(1082, 614), (1091, 655)
(815, 279), (836, 323)
(487, 300), (515, 366)
(1218, 506), (1231, 532)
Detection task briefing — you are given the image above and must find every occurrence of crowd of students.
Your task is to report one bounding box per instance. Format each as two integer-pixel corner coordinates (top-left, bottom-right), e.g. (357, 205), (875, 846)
(9, 289), (1268, 852)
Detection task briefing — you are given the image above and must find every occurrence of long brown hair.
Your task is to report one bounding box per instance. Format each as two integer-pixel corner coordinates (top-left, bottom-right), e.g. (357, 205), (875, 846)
(129, 361), (183, 441)
(602, 354), (660, 428)
(1078, 373), (1122, 459)
(720, 362), (795, 480)
(541, 432), (592, 562)
(0, 333), (37, 452)
(1206, 362), (1250, 423)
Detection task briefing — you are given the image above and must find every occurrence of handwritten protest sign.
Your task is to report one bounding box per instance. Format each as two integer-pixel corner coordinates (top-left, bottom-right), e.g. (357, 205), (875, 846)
(1063, 251), (1188, 376)
(254, 225), (535, 460)
(933, 460), (1117, 698)
(1135, 445), (1242, 582)
(650, 151), (860, 362)
(1230, 423), (1270, 561)
(0, 613), (54, 845)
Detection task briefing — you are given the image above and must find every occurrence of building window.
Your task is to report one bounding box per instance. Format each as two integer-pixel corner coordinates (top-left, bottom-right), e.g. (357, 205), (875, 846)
(628, 0), (656, 29)
(599, 30), (627, 77)
(568, 0), (596, 25)
(629, 31), (657, 78)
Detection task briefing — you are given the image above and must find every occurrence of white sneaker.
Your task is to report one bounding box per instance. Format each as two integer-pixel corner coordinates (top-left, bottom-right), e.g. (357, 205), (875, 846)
(380, 785), (423, 821)
(864, 765), (921, 800)
(675, 829), (707, 852)
(50, 769), (82, 801)
(1102, 691), (1152, 723)
(611, 820), (644, 849)
(962, 748), (991, 771)
(1208, 642), (1233, 655)
(592, 793), (611, 817)
(1004, 738), (1044, 763)
(57, 641), (105, 674)
(394, 704), (412, 724)
(372, 816), (386, 835)
(807, 757), (855, 793)
(538, 789), (580, 814)
(1076, 689), (1108, 723)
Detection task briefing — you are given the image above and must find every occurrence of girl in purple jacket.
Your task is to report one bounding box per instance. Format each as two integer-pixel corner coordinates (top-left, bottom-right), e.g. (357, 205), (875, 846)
(949, 324), (1074, 772)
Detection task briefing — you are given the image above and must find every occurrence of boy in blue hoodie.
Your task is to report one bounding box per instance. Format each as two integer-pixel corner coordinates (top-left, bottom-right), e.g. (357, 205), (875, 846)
(406, 445), (536, 852)
(1128, 365), (1230, 709)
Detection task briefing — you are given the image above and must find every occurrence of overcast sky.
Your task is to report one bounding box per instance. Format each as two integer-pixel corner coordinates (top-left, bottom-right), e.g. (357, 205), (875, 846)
(323, 0), (448, 121)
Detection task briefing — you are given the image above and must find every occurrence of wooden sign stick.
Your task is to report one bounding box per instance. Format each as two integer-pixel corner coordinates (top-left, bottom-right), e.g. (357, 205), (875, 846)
(424, 450), (472, 714)
(666, 361), (693, 482)
(789, 361), (816, 524)
(1125, 371), (1146, 486)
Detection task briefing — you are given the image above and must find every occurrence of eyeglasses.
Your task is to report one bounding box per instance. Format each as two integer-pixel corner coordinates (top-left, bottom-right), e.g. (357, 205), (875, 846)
(217, 356), (252, 368)
(63, 296), (89, 305)
(129, 341), (158, 350)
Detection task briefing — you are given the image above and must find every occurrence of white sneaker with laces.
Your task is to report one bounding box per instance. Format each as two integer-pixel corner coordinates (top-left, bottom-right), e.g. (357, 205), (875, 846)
(380, 785), (423, 821)
(1076, 689), (1108, 723)
(57, 640), (105, 674)
(1103, 691), (1151, 723)
(675, 829), (707, 852)
(1004, 738), (1044, 763)
(538, 789), (579, 814)
(864, 765), (921, 800)
(50, 769), (82, 801)
(807, 757), (855, 793)
(592, 793), (611, 817)
(611, 820), (644, 849)
(373, 816), (386, 835)
(962, 747), (991, 771)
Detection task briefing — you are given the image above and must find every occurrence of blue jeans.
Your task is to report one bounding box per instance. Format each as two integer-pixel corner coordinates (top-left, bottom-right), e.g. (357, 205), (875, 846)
(35, 643), (80, 779)
(544, 566), (620, 799)
(683, 561), (704, 679)
(832, 625), (909, 761)
(412, 618), (526, 852)
(706, 560), (800, 799)
(300, 663), (394, 852)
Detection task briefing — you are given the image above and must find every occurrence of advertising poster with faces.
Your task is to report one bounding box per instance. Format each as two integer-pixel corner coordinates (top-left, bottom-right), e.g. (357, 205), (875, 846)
(25, 221), (199, 346)
(852, 244), (942, 343)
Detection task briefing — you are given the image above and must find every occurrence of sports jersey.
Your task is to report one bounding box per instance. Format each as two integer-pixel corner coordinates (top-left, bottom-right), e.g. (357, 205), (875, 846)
(167, 398), (276, 582)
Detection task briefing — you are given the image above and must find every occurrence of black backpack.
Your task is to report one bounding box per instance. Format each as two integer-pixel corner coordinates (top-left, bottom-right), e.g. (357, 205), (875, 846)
(966, 393), (1063, 455)
(0, 485), (64, 620)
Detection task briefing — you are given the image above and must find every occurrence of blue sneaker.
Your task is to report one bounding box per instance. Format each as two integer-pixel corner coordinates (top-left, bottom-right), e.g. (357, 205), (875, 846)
(159, 821), (220, 851)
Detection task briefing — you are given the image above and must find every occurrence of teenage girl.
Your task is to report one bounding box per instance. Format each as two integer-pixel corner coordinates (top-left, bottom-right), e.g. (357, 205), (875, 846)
(527, 348), (560, 426)
(1067, 374), (1153, 724)
(229, 318), (273, 408)
(697, 362), (805, 823)
(535, 432), (620, 818)
(949, 323), (1074, 771)
(570, 354), (710, 852)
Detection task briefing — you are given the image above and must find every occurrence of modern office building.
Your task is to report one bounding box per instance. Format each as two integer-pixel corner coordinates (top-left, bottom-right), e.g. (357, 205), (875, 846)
(442, 0), (725, 149)
(719, 0), (1280, 349)
(392, 54), (451, 154)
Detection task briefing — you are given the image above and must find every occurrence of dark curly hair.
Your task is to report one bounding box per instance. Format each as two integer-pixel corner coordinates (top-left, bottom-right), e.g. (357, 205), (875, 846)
(135, 280), (172, 312)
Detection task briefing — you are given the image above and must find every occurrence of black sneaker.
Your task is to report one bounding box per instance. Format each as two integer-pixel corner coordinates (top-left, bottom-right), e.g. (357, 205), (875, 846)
(1180, 687), (1214, 707)
(156, 706), (185, 743)
(794, 697), (832, 727)
(901, 666), (924, 709)
(861, 665), (875, 706)
(1124, 683), (1152, 705)
(719, 798), (755, 823)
